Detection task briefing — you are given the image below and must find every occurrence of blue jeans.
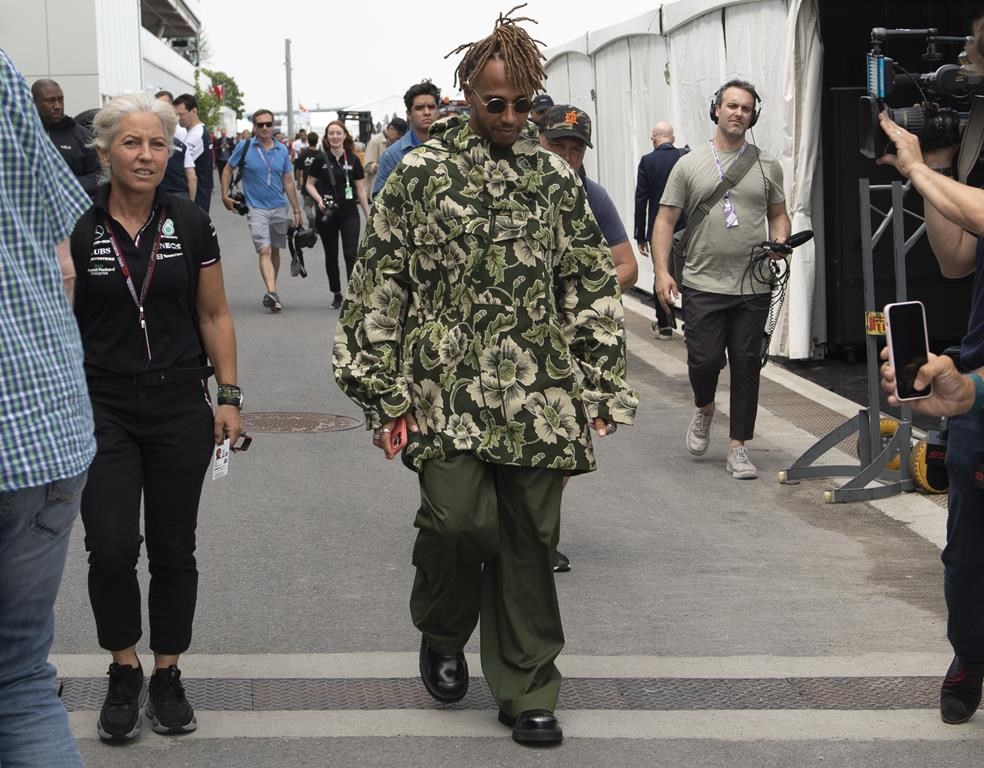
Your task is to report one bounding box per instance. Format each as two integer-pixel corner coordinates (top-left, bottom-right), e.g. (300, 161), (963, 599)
(942, 411), (984, 668)
(0, 471), (87, 768)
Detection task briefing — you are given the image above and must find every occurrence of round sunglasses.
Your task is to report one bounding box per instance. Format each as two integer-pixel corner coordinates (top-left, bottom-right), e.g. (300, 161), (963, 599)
(471, 87), (532, 115)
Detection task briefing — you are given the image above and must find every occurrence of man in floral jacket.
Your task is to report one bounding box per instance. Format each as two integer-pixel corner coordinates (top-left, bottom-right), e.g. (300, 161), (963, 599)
(333, 9), (638, 746)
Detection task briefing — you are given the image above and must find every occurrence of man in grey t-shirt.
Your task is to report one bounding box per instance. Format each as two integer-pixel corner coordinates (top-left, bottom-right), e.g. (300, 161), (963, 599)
(651, 79), (790, 480)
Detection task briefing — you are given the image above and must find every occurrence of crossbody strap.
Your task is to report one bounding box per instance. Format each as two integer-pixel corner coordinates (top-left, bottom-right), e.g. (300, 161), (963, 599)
(675, 144), (760, 256)
(231, 138), (252, 187)
(320, 150), (338, 188)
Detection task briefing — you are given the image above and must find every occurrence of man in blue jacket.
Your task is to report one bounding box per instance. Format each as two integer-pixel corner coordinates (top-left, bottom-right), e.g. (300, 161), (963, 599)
(372, 81), (441, 198)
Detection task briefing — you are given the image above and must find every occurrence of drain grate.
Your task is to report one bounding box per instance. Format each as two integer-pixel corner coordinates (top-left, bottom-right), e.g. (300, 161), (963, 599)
(242, 412), (362, 433)
(58, 676), (939, 712)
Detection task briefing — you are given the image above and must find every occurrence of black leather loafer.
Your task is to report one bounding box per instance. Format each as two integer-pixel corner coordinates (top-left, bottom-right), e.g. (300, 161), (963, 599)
(498, 709), (563, 744)
(419, 638), (468, 703)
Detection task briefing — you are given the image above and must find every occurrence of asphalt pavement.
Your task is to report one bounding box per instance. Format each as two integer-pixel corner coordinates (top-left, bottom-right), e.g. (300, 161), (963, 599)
(48, 188), (977, 767)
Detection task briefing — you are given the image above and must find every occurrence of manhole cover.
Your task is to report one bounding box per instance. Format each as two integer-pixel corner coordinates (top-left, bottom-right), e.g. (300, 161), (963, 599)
(242, 412), (362, 433)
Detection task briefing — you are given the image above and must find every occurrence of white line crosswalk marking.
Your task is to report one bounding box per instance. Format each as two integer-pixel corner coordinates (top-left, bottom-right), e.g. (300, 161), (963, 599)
(66, 709), (984, 742)
(50, 652), (955, 680)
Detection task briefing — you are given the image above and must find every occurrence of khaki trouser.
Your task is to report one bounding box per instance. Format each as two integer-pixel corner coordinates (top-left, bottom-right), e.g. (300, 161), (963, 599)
(410, 454), (565, 717)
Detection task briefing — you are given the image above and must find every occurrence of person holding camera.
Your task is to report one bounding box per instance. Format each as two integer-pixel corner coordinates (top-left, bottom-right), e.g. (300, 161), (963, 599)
(304, 120), (370, 309)
(876, 21), (984, 725)
(70, 93), (241, 741)
(221, 109), (302, 312)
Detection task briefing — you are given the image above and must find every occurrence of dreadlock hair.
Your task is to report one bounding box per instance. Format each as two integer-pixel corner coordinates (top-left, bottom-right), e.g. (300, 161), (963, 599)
(446, 4), (547, 95)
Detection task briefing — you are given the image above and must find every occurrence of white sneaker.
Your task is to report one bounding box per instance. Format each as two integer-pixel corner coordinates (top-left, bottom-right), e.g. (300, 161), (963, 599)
(726, 445), (759, 479)
(686, 408), (713, 455)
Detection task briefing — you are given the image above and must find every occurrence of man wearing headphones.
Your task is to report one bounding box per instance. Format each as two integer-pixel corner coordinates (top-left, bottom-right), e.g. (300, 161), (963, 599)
(651, 79), (790, 479)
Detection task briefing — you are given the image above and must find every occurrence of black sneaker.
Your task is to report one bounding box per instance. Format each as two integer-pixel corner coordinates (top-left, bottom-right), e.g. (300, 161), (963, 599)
(553, 550), (571, 573)
(97, 662), (146, 741)
(941, 656), (984, 724)
(147, 666), (197, 734)
(331, 292), (343, 309)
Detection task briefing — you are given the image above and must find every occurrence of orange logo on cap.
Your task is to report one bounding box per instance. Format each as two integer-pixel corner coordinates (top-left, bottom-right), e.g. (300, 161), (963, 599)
(564, 111), (579, 126)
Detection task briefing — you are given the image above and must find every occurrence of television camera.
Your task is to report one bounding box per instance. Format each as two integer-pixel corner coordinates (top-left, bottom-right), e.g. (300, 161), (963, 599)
(859, 27), (984, 165)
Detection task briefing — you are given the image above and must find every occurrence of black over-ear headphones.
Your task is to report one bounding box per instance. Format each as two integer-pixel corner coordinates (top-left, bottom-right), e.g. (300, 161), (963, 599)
(709, 81), (762, 128)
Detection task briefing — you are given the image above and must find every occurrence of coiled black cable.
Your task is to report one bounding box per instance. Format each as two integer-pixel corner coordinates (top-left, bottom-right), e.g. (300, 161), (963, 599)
(740, 243), (791, 367)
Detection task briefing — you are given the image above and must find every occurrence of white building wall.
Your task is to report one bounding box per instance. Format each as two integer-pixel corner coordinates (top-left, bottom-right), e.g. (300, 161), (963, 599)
(94, 0), (142, 102)
(140, 27), (195, 95)
(1, 0), (196, 111)
(0, 0), (101, 115)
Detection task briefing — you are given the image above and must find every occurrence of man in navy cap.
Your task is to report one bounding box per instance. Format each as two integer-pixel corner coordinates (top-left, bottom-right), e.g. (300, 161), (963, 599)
(530, 94), (554, 129)
(538, 103), (638, 572)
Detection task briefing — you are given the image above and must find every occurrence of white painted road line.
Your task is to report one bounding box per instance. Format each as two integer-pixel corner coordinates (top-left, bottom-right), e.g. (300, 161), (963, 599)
(49, 652), (954, 680)
(67, 709), (984, 741)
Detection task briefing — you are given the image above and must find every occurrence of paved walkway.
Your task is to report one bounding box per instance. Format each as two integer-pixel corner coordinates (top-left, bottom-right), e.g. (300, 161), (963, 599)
(50, 194), (975, 767)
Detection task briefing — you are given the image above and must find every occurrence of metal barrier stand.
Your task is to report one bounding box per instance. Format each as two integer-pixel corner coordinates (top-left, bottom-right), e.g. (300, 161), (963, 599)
(779, 179), (921, 502)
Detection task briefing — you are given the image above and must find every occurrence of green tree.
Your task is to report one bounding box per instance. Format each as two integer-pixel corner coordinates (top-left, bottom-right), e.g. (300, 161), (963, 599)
(201, 68), (246, 119)
(193, 70), (220, 129)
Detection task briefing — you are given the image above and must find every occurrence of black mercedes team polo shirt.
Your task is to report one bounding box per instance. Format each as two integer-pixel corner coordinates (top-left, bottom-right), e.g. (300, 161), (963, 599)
(79, 186), (220, 377)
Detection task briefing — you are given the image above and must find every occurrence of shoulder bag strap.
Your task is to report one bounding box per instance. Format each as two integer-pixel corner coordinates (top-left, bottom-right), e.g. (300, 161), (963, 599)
(321, 150), (337, 188)
(675, 144), (760, 256)
(232, 138), (251, 187)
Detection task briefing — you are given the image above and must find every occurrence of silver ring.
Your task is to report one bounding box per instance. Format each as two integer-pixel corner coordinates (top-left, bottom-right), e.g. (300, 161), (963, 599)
(896, 129), (902, 135)
(379, 428), (391, 433)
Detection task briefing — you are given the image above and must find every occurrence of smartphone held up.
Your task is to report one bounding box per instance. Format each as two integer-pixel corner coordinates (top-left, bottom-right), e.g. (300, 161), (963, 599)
(884, 300), (932, 401)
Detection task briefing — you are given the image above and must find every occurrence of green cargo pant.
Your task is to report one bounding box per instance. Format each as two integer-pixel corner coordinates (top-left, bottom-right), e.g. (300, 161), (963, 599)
(410, 453), (565, 717)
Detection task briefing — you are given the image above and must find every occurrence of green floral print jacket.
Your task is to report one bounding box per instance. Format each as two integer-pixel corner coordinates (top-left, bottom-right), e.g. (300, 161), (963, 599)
(333, 115), (639, 473)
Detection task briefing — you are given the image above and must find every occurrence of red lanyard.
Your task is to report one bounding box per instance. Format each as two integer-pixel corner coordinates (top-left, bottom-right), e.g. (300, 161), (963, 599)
(105, 207), (167, 366)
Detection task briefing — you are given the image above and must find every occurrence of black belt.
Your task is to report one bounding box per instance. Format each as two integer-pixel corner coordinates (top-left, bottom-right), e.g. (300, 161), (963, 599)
(88, 359), (214, 388)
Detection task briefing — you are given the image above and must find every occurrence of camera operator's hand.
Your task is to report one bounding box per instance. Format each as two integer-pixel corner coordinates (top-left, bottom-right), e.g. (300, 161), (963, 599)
(222, 193), (236, 212)
(876, 112), (925, 177)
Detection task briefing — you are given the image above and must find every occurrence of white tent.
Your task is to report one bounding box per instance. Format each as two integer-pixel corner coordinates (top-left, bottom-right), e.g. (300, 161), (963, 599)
(543, 0), (824, 360)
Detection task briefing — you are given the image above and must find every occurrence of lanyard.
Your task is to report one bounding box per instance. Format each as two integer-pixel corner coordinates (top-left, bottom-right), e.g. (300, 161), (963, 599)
(331, 151), (352, 184)
(255, 142), (277, 187)
(330, 151), (353, 199)
(709, 140), (747, 199)
(105, 208), (167, 366)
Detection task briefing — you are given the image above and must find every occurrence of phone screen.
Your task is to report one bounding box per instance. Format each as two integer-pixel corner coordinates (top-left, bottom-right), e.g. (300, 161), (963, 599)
(886, 301), (932, 400)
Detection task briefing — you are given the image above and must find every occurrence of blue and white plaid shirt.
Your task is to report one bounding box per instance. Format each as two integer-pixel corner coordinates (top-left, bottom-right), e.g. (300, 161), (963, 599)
(0, 48), (95, 490)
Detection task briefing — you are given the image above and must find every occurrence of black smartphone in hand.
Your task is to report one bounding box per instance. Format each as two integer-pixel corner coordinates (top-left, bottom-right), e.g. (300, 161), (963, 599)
(885, 301), (932, 401)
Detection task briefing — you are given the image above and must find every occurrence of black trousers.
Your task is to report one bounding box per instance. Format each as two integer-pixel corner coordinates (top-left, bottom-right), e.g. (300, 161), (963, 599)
(80, 378), (214, 654)
(316, 208), (360, 294)
(681, 287), (769, 441)
(942, 412), (984, 667)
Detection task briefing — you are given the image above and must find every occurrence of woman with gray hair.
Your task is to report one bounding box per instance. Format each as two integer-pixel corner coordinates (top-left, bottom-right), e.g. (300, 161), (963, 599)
(69, 92), (241, 742)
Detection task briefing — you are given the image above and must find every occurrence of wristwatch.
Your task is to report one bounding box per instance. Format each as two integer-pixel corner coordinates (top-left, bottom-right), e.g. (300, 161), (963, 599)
(217, 384), (244, 409)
